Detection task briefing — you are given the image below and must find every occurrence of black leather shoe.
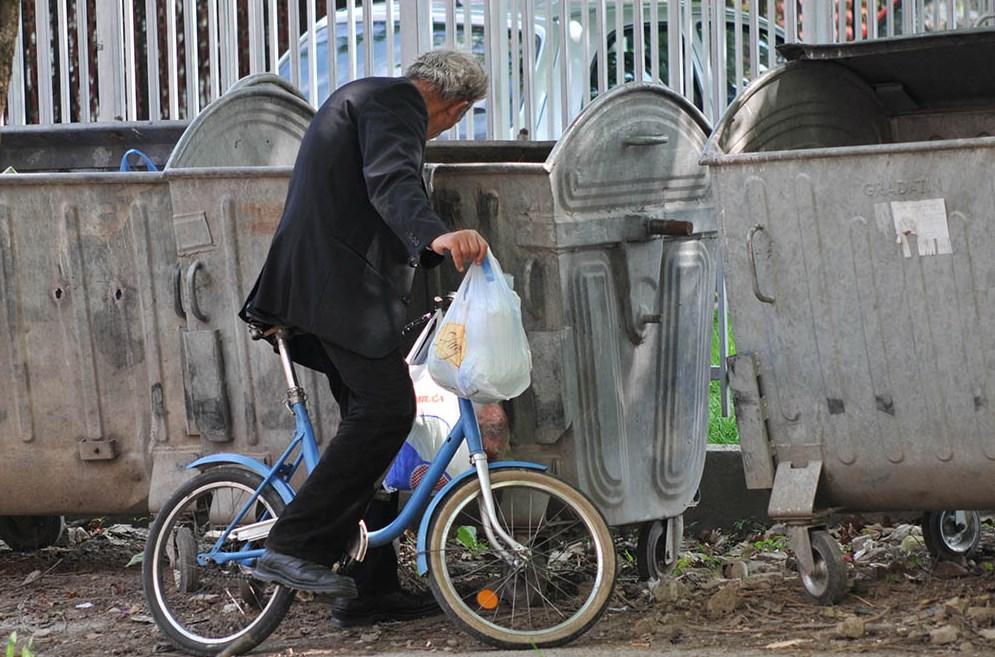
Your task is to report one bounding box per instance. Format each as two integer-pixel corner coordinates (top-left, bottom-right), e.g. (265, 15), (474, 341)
(330, 589), (440, 627)
(252, 550), (358, 597)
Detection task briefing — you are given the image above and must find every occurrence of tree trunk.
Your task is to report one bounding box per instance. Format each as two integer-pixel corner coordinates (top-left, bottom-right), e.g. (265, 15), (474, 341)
(0, 0), (20, 130)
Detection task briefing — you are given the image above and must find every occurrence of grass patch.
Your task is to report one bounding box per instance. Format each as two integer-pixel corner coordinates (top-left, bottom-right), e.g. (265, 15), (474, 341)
(708, 308), (739, 444)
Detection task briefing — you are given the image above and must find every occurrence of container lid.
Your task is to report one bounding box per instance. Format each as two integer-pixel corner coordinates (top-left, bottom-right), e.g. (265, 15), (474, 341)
(228, 72), (309, 101)
(778, 28), (995, 111)
(546, 82), (711, 216)
(704, 28), (995, 161)
(166, 75), (315, 169)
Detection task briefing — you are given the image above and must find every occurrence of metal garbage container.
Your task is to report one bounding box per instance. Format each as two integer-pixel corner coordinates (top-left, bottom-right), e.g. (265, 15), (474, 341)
(0, 75), (315, 523)
(0, 156), (173, 518)
(425, 82), (718, 577)
(701, 29), (995, 602)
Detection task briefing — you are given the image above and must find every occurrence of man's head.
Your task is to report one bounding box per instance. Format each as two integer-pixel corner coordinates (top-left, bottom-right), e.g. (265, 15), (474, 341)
(406, 50), (487, 139)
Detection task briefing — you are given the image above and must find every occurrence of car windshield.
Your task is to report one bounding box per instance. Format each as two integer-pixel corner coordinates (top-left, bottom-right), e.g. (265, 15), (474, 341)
(592, 20), (779, 109)
(591, 23), (703, 110)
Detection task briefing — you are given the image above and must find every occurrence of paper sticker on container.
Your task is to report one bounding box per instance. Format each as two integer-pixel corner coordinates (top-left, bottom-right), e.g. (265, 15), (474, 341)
(890, 198), (952, 258)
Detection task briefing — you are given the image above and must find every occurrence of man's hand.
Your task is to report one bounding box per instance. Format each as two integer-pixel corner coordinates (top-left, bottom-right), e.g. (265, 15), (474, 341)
(430, 229), (489, 273)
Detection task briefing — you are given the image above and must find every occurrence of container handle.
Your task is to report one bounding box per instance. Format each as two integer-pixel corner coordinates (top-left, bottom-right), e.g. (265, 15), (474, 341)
(119, 148), (159, 172)
(624, 134), (669, 146)
(645, 219), (694, 236)
(185, 260), (209, 322)
(747, 224), (775, 305)
(173, 263), (186, 319)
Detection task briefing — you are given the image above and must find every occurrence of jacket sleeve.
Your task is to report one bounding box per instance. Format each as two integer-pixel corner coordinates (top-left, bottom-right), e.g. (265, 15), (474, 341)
(357, 82), (450, 267)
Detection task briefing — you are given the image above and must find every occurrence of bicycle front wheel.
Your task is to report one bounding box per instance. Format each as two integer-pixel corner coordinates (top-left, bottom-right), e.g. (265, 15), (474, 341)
(142, 467), (295, 656)
(426, 469), (616, 649)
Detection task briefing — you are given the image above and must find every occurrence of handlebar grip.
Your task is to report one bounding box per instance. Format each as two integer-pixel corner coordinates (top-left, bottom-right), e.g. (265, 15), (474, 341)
(402, 311), (435, 336)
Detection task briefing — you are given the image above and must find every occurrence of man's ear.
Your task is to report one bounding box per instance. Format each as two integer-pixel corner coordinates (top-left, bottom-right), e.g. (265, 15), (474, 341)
(447, 100), (470, 120)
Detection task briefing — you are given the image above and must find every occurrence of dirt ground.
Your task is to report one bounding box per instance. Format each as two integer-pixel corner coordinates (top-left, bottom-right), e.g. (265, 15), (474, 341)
(2, 518), (995, 657)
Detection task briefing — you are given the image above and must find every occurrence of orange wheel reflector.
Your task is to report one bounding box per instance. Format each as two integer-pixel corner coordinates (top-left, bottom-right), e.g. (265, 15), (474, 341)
(476, 588), (499, 610)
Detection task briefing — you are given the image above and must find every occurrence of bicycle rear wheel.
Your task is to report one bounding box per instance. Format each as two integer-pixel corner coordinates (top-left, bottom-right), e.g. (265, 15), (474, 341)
(426, 469), (616, 649)
(142, 467), (294, 656)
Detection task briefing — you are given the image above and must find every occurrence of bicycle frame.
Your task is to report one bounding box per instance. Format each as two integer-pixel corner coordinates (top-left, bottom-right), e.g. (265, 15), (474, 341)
(190, 326), (540, 570)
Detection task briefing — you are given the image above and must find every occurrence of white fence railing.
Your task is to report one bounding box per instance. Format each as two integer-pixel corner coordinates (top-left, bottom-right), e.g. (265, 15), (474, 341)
(5, 1), (994, 134)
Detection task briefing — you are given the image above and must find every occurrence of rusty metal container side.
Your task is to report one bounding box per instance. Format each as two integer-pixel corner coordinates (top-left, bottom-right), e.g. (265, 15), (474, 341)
(702, 29), (995, 516)
(0, 172), (177, 514)
(147, 76), (318, 511)
(152, 167), (354, 509)
(427, 82), (717, 527)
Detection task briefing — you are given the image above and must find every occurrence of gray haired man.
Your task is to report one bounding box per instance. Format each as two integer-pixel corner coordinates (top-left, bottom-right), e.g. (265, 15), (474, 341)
(243, 50), (490, 619)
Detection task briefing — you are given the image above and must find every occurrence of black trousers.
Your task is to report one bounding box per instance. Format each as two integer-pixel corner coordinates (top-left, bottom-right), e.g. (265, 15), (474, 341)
(266, 336), (415, 594)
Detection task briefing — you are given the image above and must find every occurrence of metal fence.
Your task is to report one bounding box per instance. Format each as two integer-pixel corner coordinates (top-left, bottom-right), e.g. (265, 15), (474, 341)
(3, 0), (993, 417)
(7, 1), (994, 132)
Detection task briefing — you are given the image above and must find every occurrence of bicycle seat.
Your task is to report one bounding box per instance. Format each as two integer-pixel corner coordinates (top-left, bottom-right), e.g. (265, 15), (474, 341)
(248, 322), (291, 341)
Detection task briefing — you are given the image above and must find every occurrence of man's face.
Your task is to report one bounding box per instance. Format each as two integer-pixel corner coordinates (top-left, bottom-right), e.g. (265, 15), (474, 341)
(427, 100), (470, 139)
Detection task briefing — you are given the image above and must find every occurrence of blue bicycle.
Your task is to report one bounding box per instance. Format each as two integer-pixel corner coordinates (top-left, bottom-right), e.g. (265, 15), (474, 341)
(142, 302), (616, 656)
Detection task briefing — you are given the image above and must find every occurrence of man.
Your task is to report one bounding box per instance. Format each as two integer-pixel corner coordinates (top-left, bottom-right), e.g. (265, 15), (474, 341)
(240, 50), (490, 622)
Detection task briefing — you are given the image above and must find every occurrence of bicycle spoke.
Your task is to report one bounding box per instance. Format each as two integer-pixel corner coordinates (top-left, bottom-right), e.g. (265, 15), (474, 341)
(430, 472), (616, 642)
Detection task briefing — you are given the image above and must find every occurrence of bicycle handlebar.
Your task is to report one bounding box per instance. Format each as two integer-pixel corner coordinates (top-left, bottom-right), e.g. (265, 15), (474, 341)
(401, 294), (455, 336)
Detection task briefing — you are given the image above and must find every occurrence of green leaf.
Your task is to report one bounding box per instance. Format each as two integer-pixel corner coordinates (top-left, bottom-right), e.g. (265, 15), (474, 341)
(7, 632), (16, 657)
(126, 553), (144, 568)
(21, 644), (33, 657)
(456, 525), (478, 551)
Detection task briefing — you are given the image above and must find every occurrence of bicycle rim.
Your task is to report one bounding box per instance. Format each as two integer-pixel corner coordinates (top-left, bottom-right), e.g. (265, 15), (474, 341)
(427, 469), (616, 648)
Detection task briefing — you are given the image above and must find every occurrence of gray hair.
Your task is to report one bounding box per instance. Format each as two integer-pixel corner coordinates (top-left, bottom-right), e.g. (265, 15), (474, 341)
(405, 50), (488, 103)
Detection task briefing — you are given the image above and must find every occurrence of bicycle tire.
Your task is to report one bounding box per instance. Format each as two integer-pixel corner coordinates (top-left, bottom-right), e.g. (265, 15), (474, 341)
(426, 469), (616, 649)
(142, 467), (294, 656)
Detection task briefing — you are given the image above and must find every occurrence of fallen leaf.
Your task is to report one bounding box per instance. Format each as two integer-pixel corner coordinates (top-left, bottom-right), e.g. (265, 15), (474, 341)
(21, 570), (42, 586)
(835, 616), (866, 639)
(706, 583), (739, 618)
(933, 561), (968, 579)
(930, 624), (959, 645)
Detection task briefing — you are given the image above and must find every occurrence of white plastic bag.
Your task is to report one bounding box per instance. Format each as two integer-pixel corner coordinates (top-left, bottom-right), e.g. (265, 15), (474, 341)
(384, 352), (471, 493)
(427, 252), (532, 403)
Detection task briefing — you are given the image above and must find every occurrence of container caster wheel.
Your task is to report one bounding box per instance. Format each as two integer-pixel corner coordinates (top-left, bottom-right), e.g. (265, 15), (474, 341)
(636, 516), (682, 581)
(923, 511), (981, 561)
(798, 529), (847, 605)
(172, 526), (201, 593)
(0, 515), (65, 552)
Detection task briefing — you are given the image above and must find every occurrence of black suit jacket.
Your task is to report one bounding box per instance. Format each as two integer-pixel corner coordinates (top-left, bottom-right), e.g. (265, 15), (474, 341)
(241, 77), (449, 359)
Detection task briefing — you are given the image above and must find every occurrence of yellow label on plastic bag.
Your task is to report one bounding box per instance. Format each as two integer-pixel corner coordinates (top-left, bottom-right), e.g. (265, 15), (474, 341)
(435, 322), (465, 368)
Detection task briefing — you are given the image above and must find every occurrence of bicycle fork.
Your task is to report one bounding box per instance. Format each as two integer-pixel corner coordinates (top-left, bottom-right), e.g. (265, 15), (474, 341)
(472, 453), (530, 567)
